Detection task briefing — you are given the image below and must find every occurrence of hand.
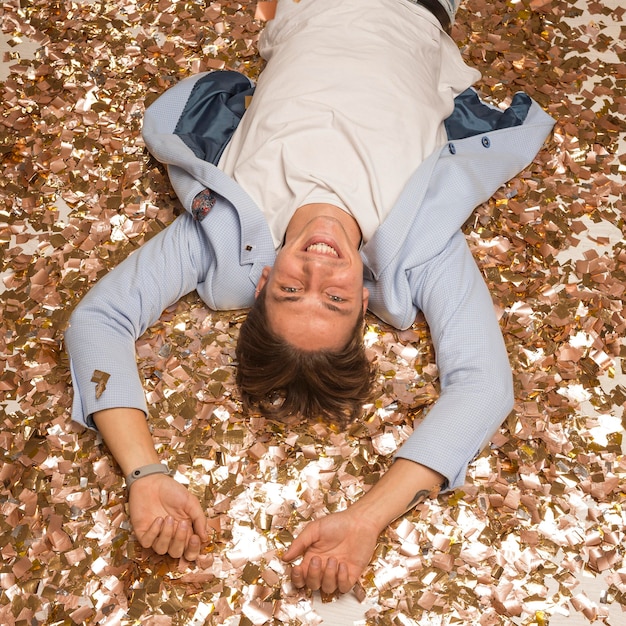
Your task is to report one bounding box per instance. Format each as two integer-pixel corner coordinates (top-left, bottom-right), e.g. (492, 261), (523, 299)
(282, 460), (443, 594)
(282, 508), (380, 594)
(128, 473), (209, 561)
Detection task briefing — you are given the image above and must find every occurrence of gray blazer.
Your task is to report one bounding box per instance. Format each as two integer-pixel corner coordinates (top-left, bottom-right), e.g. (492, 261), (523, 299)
(65, 71), (554, 489)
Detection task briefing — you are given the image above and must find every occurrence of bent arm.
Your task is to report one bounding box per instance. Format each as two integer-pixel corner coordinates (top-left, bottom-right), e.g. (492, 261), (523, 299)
(64, 213), (213, 428)
(64, 215), (219, 559)
(397, 231), (514, 490)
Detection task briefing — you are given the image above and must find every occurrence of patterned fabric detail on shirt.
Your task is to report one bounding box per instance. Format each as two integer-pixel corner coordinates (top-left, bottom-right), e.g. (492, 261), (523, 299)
(191, 188), (216, 222)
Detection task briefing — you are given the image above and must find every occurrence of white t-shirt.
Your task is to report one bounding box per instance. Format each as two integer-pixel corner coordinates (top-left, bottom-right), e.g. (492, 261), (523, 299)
(218, 0), (480, 247)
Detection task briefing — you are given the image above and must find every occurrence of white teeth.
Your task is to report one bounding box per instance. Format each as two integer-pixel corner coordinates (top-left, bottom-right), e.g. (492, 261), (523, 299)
(306, 242), (338, 257)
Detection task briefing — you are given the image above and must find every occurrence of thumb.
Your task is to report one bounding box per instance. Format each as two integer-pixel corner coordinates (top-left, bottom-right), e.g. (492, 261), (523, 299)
(282, 522), (318, 562)
(184, 494), (209, 541)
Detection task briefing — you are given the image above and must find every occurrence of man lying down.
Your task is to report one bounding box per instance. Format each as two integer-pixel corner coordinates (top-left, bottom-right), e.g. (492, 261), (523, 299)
(65, 0), (554, 595)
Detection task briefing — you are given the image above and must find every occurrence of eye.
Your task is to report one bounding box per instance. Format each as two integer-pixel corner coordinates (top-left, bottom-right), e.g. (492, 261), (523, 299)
(328, 294), (345, 303)
(281, 286), (299, 293)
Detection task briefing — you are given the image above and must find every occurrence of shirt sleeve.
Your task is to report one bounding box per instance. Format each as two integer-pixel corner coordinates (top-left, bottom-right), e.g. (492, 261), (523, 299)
(64, 213), (214, 429)
(394, 230), (514, 490)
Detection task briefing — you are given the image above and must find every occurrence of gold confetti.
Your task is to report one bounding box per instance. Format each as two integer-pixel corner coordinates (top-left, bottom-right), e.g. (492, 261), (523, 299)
(90, 369), (111, 399)
(1, 0), (624, 624)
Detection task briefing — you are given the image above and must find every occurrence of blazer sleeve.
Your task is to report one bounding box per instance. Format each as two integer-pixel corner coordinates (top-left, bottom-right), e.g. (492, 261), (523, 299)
(394, 230), (514, 490)
(64, 214), (214, 429)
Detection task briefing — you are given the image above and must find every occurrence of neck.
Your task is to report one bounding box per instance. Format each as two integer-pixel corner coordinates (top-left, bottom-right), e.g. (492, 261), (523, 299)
(285, 203), (362, 249)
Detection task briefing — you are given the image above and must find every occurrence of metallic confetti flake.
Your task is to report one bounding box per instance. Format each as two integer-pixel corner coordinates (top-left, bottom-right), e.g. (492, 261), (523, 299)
(1, 0), (625, 624)
(90, 369), (111, 399)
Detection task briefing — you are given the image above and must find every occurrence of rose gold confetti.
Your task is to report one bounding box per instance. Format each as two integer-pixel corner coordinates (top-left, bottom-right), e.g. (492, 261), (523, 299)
(255, 1), (277, 22)
(1, 0), (624, 624)
(90, 369), (111, 399)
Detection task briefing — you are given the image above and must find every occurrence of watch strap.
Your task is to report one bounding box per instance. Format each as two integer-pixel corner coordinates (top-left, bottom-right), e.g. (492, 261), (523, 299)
(126, 463), (171, 488)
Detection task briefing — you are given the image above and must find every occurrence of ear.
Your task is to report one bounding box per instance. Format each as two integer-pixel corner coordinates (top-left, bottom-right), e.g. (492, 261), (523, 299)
(255, 266), (272, 298)
(362, 287), (369, 314)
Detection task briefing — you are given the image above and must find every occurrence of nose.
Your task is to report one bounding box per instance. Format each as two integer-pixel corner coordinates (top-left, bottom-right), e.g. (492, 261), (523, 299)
(301, 256), (338, 289)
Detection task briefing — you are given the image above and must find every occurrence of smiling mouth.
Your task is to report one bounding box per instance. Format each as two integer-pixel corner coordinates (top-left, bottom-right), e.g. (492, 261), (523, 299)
(306, 242), (339, 257)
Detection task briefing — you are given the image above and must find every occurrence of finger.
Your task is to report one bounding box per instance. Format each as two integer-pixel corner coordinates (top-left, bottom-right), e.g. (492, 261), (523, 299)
(167, 519), (190, 559)
(138, 517), (164, 549)
(152, 516), (176, 555)
(184, 534), (202, 562)
(283, 523), (317, 562)
(305, 556), (323, 591)
(321, 557), (338, 595)
(185, 497), (209, 542)
(337, 561), (354, 594)
(290, 564), (306, 589)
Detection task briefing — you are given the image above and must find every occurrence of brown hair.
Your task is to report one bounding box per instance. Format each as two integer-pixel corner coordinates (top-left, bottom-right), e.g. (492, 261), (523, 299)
(235, 288), (376, 420)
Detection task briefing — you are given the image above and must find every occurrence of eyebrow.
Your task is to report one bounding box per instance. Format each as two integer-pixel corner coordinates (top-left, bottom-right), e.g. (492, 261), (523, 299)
(270, 294), (353, 316)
